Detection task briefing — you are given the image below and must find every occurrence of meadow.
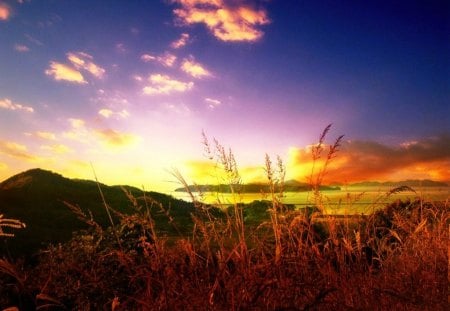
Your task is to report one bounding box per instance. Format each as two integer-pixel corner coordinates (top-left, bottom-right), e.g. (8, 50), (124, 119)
(0, 127), (448, 310)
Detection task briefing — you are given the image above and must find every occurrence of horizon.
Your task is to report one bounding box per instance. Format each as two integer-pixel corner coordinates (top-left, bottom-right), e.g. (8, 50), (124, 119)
(1, 1), (449, 193)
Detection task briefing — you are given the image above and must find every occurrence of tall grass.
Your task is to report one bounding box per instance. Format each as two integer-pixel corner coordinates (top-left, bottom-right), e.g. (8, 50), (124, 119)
(0, 126), (448, 310)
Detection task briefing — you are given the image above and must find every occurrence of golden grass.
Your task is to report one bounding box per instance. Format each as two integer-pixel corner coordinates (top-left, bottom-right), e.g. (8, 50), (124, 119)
(0, 126), (448, 310)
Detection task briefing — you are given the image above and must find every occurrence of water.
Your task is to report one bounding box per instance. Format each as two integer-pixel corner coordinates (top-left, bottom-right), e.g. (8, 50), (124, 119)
(170, 186), (450, 215)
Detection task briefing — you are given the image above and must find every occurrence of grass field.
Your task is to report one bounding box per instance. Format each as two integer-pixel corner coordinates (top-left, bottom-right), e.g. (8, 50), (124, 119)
(0, 127), (448, 310)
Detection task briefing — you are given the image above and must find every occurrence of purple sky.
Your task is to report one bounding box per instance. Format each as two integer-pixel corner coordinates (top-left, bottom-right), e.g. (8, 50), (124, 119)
(0, 0), (449, 191)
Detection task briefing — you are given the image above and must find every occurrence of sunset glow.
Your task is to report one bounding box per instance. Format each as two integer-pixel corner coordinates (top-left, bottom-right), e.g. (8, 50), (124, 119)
(0, 0), (448, 192)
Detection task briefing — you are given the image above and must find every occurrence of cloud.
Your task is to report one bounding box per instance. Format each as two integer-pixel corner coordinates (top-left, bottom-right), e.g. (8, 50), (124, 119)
(287, 134), (450, 183)
(68, 118), (85, 129)
(0, 2), (11, 21)
(0, 140), (37, 161)
(41, 144), (71, 154)
(25, 34), (43, 46)
(115, 43), (127, 53)
(98, 108), (130, 119)
(46, 52), (105, 83)
(0, 98), (34, 113)
(171, 33), (190, 48)
(205, 97), (221, 109)
(94, 129), (139, 148)
(35, 131), (57, 140)
(67, 52), (105, 78)
(14, 44), (30, 52)
(141, 52), (177, 67)
(181, 58), (211, 78)
(172, 0), (270, 42)
(45, 61), (87, 84)
(143, 74), (194, 95)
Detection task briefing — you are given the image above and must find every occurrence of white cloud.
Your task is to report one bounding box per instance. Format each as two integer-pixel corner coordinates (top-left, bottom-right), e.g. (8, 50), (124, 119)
(171, 33), (190, 49)
(181, 58), (211, 78)
(98, 108), (130, 119)
(14, 44), (30, 52)
(143, 74), (194, 95)
(205, 97), (221, 109)
(141, 52), (177, 67)
(141, 54), (156, 62)
(0, 98), (34, 113)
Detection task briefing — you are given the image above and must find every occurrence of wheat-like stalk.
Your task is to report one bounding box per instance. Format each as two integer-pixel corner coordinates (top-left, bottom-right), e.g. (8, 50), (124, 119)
(0, 214), (26, 237)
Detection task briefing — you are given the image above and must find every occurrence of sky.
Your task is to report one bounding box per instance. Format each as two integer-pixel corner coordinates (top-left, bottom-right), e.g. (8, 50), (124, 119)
(0, 0), (449, 192)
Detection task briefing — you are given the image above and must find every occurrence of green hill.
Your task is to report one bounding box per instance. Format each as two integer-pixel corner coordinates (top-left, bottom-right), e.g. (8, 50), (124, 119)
(0, 168), (197, 257)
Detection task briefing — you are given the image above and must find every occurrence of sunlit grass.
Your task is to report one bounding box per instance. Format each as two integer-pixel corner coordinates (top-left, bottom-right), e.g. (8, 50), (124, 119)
(0, 125), (448, 310)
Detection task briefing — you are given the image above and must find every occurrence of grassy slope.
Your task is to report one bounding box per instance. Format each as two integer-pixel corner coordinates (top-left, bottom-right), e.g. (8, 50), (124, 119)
(0, 168), (197, 257)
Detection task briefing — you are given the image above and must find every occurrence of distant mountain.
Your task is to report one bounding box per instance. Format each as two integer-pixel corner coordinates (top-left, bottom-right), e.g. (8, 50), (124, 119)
(348, 180), (448, 187)
(0, 168), (197, 257)
(175, 179), (341, 193)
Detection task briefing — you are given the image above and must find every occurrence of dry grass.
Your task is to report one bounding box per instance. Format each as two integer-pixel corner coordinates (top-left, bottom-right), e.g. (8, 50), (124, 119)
(0, 126), (448, 310)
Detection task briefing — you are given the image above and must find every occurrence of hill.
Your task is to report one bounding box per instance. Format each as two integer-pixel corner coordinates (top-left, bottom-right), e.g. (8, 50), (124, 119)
(174, 179), (341, 193)
(347, 179), (448, 187)
(0, 168), (197, 257)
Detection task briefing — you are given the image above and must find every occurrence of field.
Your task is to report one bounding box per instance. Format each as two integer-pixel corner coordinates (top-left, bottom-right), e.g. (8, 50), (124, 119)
(0, 130), (448, 310)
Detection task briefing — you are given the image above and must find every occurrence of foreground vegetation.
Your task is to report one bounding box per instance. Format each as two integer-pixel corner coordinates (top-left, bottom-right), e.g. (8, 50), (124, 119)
(0, 127), (448, 310)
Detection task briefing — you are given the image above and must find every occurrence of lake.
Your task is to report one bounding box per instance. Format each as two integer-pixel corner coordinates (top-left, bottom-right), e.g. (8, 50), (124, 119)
(170, 186), (450, 215)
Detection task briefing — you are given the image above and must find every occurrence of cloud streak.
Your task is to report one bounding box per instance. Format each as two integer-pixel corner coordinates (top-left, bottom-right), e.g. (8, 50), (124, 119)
(171, 33), (190, 48)
(0, 98), (34, 113)
(172, 0), (270, 42)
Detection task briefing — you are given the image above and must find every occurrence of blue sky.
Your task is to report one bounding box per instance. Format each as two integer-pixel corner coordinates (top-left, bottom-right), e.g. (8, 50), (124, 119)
(0, 0), (449, 191)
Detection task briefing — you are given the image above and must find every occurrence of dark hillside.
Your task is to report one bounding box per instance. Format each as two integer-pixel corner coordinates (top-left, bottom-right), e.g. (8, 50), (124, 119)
(0, 168), (196, 257)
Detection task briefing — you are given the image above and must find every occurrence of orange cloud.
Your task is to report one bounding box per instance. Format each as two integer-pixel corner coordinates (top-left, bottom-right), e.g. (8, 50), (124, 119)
(181, 58), (211, 78)
(46, 52), (105, 83)
(41, 144), (71, 154)
(35, 131), (57, 140)
(287, 134), (450, 183)
(67, 52), (105, 78)
(171, 33), (190, 48)
(45, 61), (87, 84)
(0, 98), (34, 113)
(0, 140), (37, 161)
(94, 129), (139, 148)
(172, 0), (270, 42)
(143, 74), (194, 95)
(0, 2), (11, 21)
